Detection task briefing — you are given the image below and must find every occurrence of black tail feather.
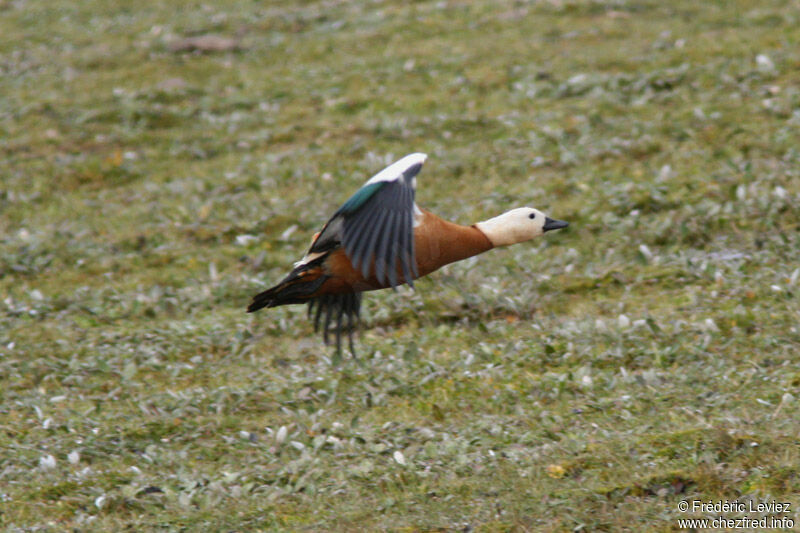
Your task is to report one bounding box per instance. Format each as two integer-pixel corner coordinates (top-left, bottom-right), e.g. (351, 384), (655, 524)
(249, 262), (362, 357)
(247, 286), (279, 313)
(247, 271), (328, 313)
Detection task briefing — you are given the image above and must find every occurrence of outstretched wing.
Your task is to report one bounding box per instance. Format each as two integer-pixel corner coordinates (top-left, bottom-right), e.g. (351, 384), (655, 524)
(310, 153), (425, 288)
(307, 292), (362, 356)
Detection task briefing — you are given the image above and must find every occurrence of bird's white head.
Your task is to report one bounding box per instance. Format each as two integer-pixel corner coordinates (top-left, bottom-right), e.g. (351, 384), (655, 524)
(475, 208), (568, 247)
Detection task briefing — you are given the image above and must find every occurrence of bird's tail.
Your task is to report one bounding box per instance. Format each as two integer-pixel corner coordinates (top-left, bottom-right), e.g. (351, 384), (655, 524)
(247, 267), (328, 312)
(247, 260), (363, 358)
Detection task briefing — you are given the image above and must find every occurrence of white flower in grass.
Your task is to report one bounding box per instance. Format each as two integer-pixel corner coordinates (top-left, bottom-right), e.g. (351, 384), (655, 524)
(39, 454), (56, 470)
(393, 450), (406, 466)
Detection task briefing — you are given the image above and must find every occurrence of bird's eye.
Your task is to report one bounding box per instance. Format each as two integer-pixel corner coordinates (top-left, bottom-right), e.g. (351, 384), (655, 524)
(528, 213), (536, 219)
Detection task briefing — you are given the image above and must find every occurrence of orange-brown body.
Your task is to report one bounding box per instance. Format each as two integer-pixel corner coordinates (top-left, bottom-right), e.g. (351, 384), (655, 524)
(313, 208), (492, 296)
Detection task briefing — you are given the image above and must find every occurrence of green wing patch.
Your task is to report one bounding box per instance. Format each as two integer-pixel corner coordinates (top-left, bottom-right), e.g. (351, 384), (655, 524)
(338, 182), (385, 215)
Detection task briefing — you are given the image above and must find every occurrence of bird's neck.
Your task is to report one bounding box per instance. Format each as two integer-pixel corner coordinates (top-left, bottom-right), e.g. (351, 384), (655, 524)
(414, 209), (493, 277)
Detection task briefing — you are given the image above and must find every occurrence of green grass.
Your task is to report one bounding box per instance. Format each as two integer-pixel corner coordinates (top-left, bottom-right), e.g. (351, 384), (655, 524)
(2, 0), (799, 530)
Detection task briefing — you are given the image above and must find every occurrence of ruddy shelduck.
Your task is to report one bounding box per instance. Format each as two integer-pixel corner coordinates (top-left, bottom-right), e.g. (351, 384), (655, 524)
(248, 153), (568, 352)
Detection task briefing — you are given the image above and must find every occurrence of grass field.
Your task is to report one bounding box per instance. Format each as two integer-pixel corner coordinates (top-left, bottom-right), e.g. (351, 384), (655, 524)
(2, 0), (799, 530)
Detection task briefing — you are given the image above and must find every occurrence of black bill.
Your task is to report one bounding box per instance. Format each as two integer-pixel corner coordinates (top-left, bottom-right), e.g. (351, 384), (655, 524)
(543, 217), (569, 232)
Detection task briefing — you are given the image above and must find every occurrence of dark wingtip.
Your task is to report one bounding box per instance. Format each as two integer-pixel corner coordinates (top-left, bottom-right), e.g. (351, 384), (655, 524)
(402, 162), (423, 181)
(307, 293), (362, 358)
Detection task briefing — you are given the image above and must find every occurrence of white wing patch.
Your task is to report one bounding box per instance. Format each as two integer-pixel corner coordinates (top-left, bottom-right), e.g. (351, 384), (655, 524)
(413, 203), (424, 227)
(294, 251), (325, 268)
(364, 153), (427, 186)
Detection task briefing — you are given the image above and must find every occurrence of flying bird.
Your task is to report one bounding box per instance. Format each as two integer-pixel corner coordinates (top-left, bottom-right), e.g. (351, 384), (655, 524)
(247, 153), (568, 353)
